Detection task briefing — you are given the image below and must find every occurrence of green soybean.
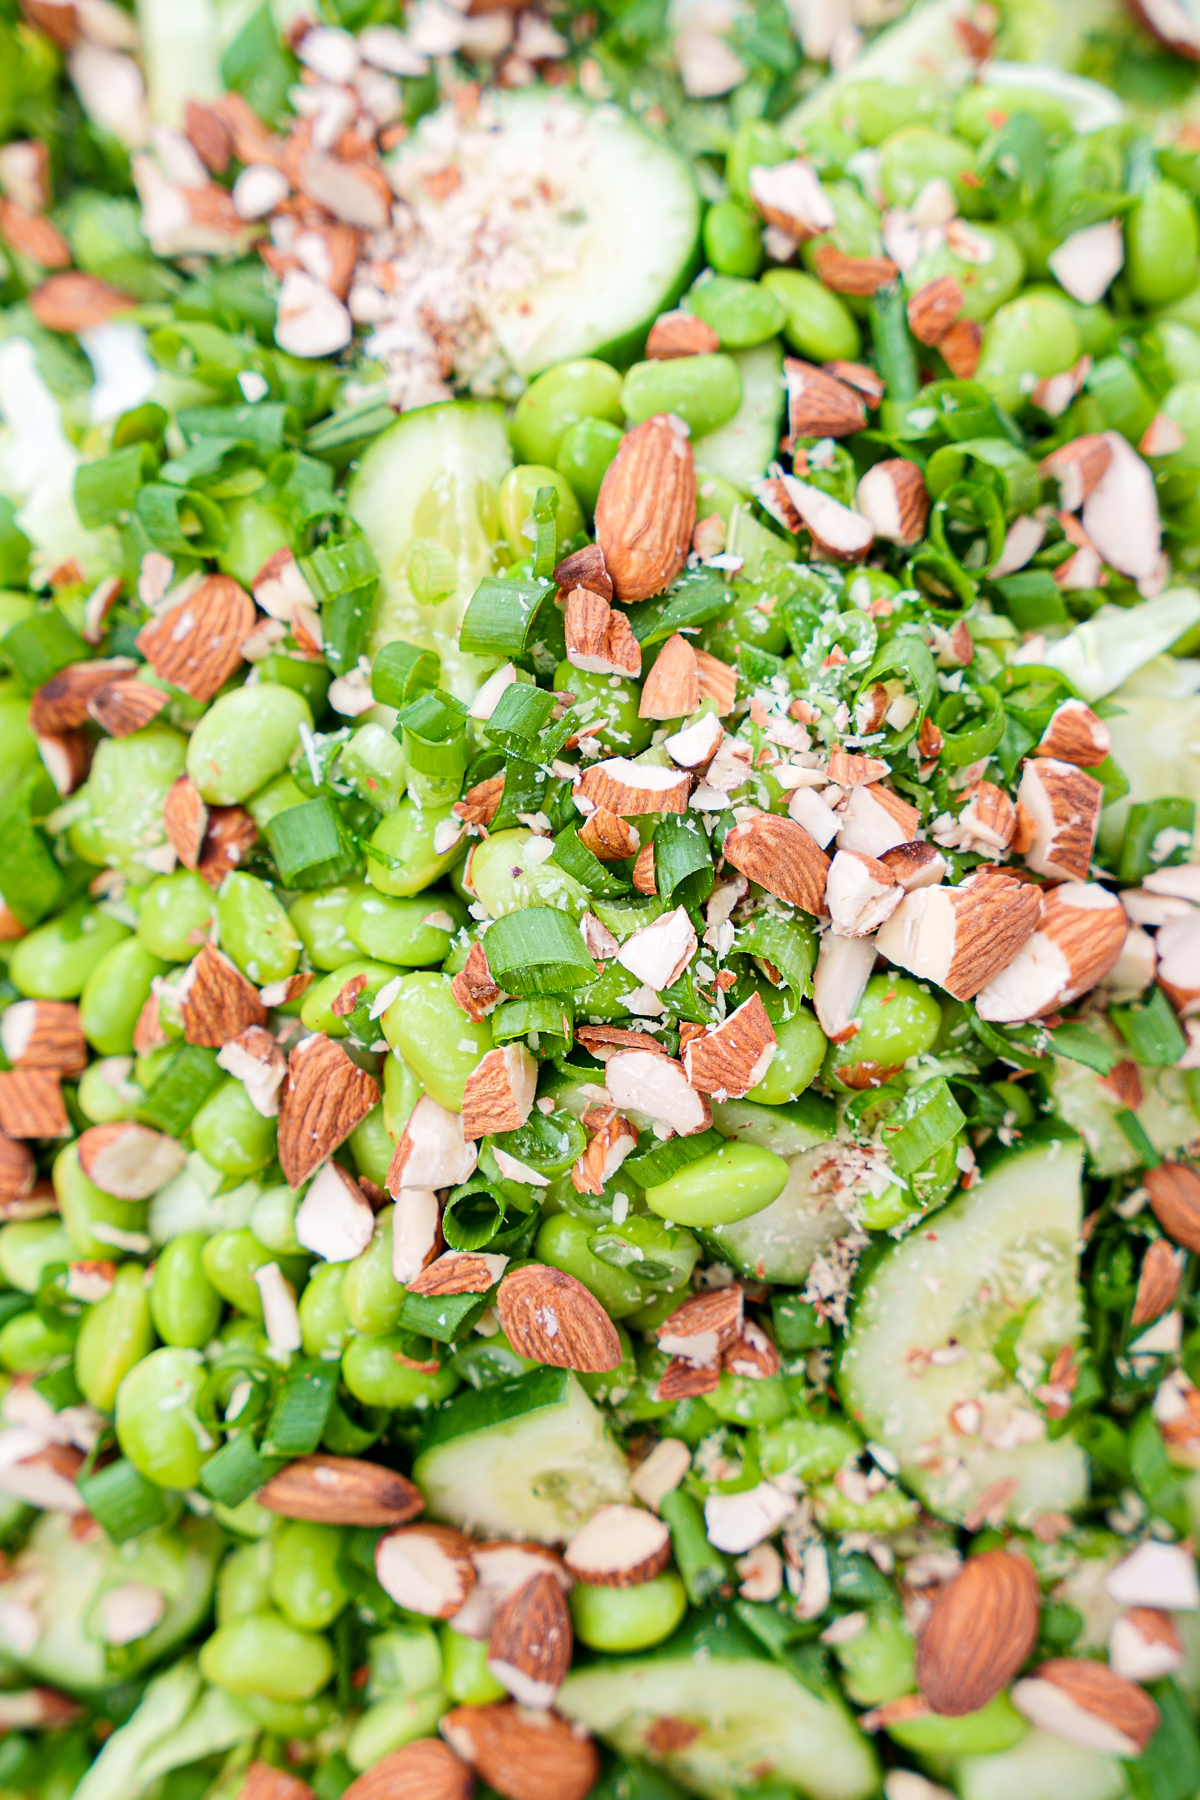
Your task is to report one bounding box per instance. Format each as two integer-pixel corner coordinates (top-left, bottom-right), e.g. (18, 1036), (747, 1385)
(0, 1310), (78, 1373)
(10, 904), (129, 1001)
(344, 890), (466, 968)
(534, 1213), (646, 1318)
(747, 1007), (826, 1104)
(0, 1218), (75, 1294)
(570, 1572), (687, 1652)
(498, 465), (584, 562)
(217, 874), (301, 985)
(68, 728), (187, 878)
(115, 1345), (209, 1487)
(510, 359), (625, 466)
(907, 224), (1026, 323)
(78, 1056), (144, 1124)
(217, 495), (290, 589)
(300, 959), (396, 1039)
(269, 1520), (350, 1630)
(201, 1229), (274, 1319)
(217, 1538), (275, 1624)
(381, 972), (491, 1111)
(75, 1261), (156, 1412)
(620, 355), (743, 439)
(341, 1333), (459, 1410)
(299, 1262), (351, 1361)
(191, 1080), (278, 1177)
(290, 881), (370, 970)
(826, 974), (942, 1087)
(54, 1141), (149, 1259)
(687, 276), (784, 349)
(975, 294), (1081, 415)
(703, 200), (764, 278)
(466, 826), (589, 920)
(878, 126), (982, 216)
(343, 1209), (405, 1337)
(834, 1609), (916, 1707)
(953, 83), (1071, 144)
(383, 1052), (423, 1140)
(200, 1609), (333, 1701)
(150, 1231), (224, 1348)
(709, 1369), (791, 1427)
(762, 270), (860, 362)
(79, 938), (168, 1055)
(186, 684), (313, 807)
(1126, 180), (1200, 307)
(136, 871), (215, 963)
(551, 664), (653, 758)
(366, 803), (465, 899)
(838, 79), (927, 144)
(556, 417), (624, 517)
(440, 1627), (507, 1704)
(248, 773), (308, 829)
(644, 1142), (789, 1226)
(349, 1105), (394, 1190)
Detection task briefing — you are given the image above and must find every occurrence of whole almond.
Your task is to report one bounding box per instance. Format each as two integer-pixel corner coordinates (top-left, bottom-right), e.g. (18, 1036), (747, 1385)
(595, 414), (696, 603)
(497, 1265), (623, 1373)
(341, 1740), (473, 1800)
(277, 1034), (380, 1188)
(487, 1571), (573, 1706)
(258, 1454), (423, 1526)
(916, 1549), (1040, 1716)
(1145, 1161), (1200, 1254)
(441, 1703), (599, 1800)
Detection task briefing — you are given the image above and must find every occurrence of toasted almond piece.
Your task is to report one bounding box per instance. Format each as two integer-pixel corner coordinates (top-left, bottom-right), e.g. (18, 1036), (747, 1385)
(136, 573), (255, 703)
(683, 994), (777, 1099)
(294, 1162), (375, 1264)
(812, 245), (899, 294)
(638, 632), (700, 719)
(76, 1122), (187, 1199)
(693, 647), (738, 715)
(29, 271), (135, 333)
(876, 875), (1043, 1002)
(255, 1262), (301, 1359)
(454, 774), (505, 829)
(238, 1763), (313, 1800)
(563, 1505), (671, 1588)
(0, 1071), (68, 1139)
(1107, 1538), (1200, 1609)
(28, 659), (138, 733)
(0, 139), (51, 213)
(748, 159), (834, 238)
(693, 513), (727, 559)
(646, 310), (720, 357)
(451, 943), (501, 1021)
(663, 712), (723, 770)
(724, 1318), (781, 1380)
(784, 358), (866, 439)
(827, 749), (888, 787)
(657, 1284), (743, 1365)
(825, 849), (902, 937)
(616, 905), (697, 992)
(87, 678), (170, 738)
(441, 1703), (598, 1800)
(571, 1113), (638, 1196)
(486, 1570), (573, 1708)
(452, 1544), (575, 1642)
(212, 92), (288, 168)
(177, 943), (268, 1047)
(407, 1250), (508, 1297)
(975, 881), (1125, 1022)
(576, 757), (691, 817)
(1035, 698), (1111, 767)
(878, 841), (947, 891)
(906, 275), (964, 346)
(594, 414), (696, 604)
(341, 1742), (470, 1800)
(497, 1264), (623, 1372)
(1012, 1660), (1159, 1757)
(197, 805), (257, 887)
(721, 811), (830, 917)
(259, 971), (314, 1009)
(812, 932), (876, 1040)
(563, 587), (641, 679)
(579, 807), (640, 862)
(0, 1137), (34, 1205)
(1141, 411), (1188, 457)
(855, 458), (929, 546)
(836, 782), (920, 858)
(461, 1044), (537, 1140)
(252, 547), (314, 623)
(957, 780), (1017, 853)
(1015, 758), (1103, 882)
(1100, 1058), (1144, 1111)
(0, 1001), (85, 1075)
(1132, 1239), (1183, 1328)
(277, 1033), (380, 1189)
(1145, 1161), (1200, 1254)
(605, 1048), (711, 1137)
(1108, 1608), (1185, 1684)
(0, 1442), (84, 1512)
(629, 1438), (691, 1511)
(36, 727), (92, 797)
(916, 1548), (1040, 1716)
(552, 544), (612, 599)
(939, 316), (983, 379)
(388, 1093), (478, 1192)
(653, 1355), (720, 1402)
(1081, 431), (1162, 584)
(1156, 913), (1200, 1014)
(1040, 434), (1114, 512)
(376, 1523), (477, 1617)
(704, 1479), (795, 1554)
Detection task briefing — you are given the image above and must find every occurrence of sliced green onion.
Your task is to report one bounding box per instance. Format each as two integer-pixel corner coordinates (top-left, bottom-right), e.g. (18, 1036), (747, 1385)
(74, 442), (157, 529)
(198, 1433), (285, 1508)
(868, 287), (919, 404)
(272, 451), (342, 532)
(622, 1128), (725, 1189)
(459, 576), (555, 659)
(1117, 798), (1196, 884)
(1114, 1108), (1161, 1169)
(322, 1392), (388, 1457)
(483, 907), (597, 997)
(135, 483), (229, 555)
(1091, 755), (1129, 809)
(397, 689), (470, 805)
(487, 682), (557, 744)
(531, 485), (559, 581)
(77, 1457), (172, 1542)
(261, 1359), (339, 1457)
(112, 402), (168, 449)
(908, 547), (977, 612)
(441, 1177), (506, 1252)
(415, 1367), (571, 1455)
(406, 540), (458, 604)
(659, 1488), (727, 1605)
(305, 400), (396, 463)
(299, 533), (379, 601)
(197, 1356), (275, 1433)
(653, 814), (714, 909)
(2, 607), (89, 692)
(0, 497), (30, 587)
(490, 759), (547, 834)
(733, 912), (817, 1001)
(735, 1599), (836, 1701)
(738, 643), (787, 688)
(137, 1044), (225, 1135)
(881, 1078), (966, 1178)
(626, 570), (730, 646)
(1048, 1023), (1121, 1075)
(266, 797), (359, 889)
(494, 1110), (586, 1178)
(489, 996), (574, 1054)
(178, 402), (288, 452)
(1111, 986), (1187, 1069)
(0, 1293), (32, 1331)
(936, 683), (1006, 767)
(31, 1364), (84, 1412)
(991, 568), (1069, 632)
(0, 808), (66, 926)
(551, 825), (632, 897)
(371, 640), (440, 709)
(398, 1288), (490, 1342)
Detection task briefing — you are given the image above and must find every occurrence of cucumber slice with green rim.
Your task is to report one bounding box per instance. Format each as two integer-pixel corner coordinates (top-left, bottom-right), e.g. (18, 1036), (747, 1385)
(347, 401), (512, 702)
(558, 1615), (878, 1800)
(412, 1368), (631, 1543)
(386, 91), (700, 377)
(839, 1129), (1088, 1526)
(957, 1726), (1129, 1800)
(703, 1141), (846, 1284)
(693, 341), (786, 494)
(1049, 1020), (1197, 1176)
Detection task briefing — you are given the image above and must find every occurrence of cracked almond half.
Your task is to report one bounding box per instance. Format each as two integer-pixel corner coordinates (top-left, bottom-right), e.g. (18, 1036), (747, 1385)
(340, 1742), (473, 1800)
(376, 1524), (478, 1618)
(77, 1122), (187, 1200)
(1131, 1239), (1183, 1327)
(855, 458), (929, 546)
(563, 587), (641, 678)
(916, 1548), (1040, 1715)
(1011, 1659), (1159, 1757)
(136, 573), (255, 703)
(564, 1505), (672, 1587)
(683, 993), (777, 1099)
(0, 1000), (85, 1075)
(973, 881), (1126, 1023)
(461, 1044), (538, 1139)
(450, 942), (500, 1021)
(276, 1034), (380, 1189)
(645, 310), (720, 357)
(486, 1571), (573, 1707)
(639, 632), (700, 719)
(1035, 698), (1111, 767)
(576, 758), (691, 817)
(1016, 758), (1103, 881)
(721, 811), (830, 917)
(875, 874), (1043, 1002)
(440, 1703), (599, 1800)
(0, 1071), (68, 1140)
(784, 358), (866, 438)
(177, 943), (268, 1047)
(552, 543), (612, 599)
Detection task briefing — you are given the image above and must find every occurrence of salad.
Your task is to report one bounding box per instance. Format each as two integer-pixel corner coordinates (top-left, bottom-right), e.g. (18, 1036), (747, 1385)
(8, 0), (1200, 1796)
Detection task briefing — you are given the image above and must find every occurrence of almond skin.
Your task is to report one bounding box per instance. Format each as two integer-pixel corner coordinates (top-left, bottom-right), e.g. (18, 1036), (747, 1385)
(136, 573), (255, 703)
(340, 1741), (472, 1800)
(497, 1265), (623, 1373)
(721, 812), (830, 917)
(1016, 1658), (1160, 1756)
(594, 414), (697, 603)
(1144, 1161), (1200, 1254)
(487, 1570), (573, 1706)
(277, 1034), (380, 1188)
(1132, 1239), (1182, 1326)
(257, 1454), (423, 1526)
(238, 1763), (315, 1800)
(916, 1548), (1040, 1716)
(440, 1703), (599, 1800)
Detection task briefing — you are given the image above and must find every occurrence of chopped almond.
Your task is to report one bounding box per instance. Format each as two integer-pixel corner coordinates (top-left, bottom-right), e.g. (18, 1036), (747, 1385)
(693, 648), (738, 714)
(684, 994), (777, 1099)
(552, 544), (612, 600)
(824, 361), (885, 406)
(0, 1071), (68, 1139)
(77, 1122), (187, 1199)
(454, 774), (504, 827)
(36, 728), (92, 796)
(825, 849), (903, 937)
(654, 1357), (720, 1402)
(616, 905), (697, 991)
(748, 159), (834, 238)
(939, 316), (983, 379)
(605, 1049), (711, 1136)
(1035, 699), (1111, 767)
(1039, 434), (1114, 513)
(572, 1113), (638, 1195)
(277, 1034), (380, 1188)
(974, 880), (1127, 1022)
(29, 272), (135, 333)
(827, 749), (888, 787)
(876, 873), (1043, 1002)
(197, 807), (258, 888)
(631, 842), (657, 895)
(855, 459), (929, 546)
(564, 588), (641, 678)
(837, 782), (920, 858)
(638, 632), (700, 720)
(957, 780), (1017, 854)
(724, 1319), (781, 1380)
(721, 811), (830, 916)
(1016, 758), (1103, 882)
(646, 310), (720, 357)
(879, 841), (947, 891)
(87, 679), (170, 738)
(388, 1094), (478, 1192)
(812, 246), (898, 294)
(906, 275), (964, 346)
(497, 1263), (623, 1372)
(579, 807), (640, 862)
(574, 1025), (670, 1061)
(784, 359), (866, 439)
(28, 659), (138, 733)
(576, 758), (692, 817)
(451, 944), (501, 1022)
(294, 1162), (376, 1264)
(0, 1001), (85, 1076)
(461, 1045), (537, 1139)
(136, 574), (255, 703)
(217, 1024), (288, 1117)
(177, 944), (267, 1048)
(407, 1251), (508, 1297)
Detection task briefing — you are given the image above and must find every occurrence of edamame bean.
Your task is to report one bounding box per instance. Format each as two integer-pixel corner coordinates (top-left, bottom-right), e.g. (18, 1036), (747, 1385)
(687, 276), (784, 349)
(217, 874), (301, 985)
(534, 1213), (646, 1318)
(725, 119), (789, 204)
(68, 728), (187, 878)
(343, 1209), (405, 1336)
(702, 200), (764, 278)
(54, 1142), (149, 1259)
(217, 496), (290, 589)
(383, 1051), (422, 1141)
(467, 827), (589, 920)
(79, 939), (168, 1056)
(150, 1231), (224, 1348)
(498, 466), (584, 562)
(833, 1608), (916, 1707)
(136, 871), (215, 963)
(339, 722), (407, 814)
(907, 225), (1025, 323)
(201, 1229), (273, 1318)
(241, 1693), (338, 1738)
(556, 417), (623, 518)
(217, 1537), (274, 1623)
(1126, 180), (1200, 306)
(200, 1608), (333, 1700)
(347, 1692), (448, 1771)
(510, 360), (625, 466)
(248, 773), (308, 829)
(269, 1520), (350, 1630)
(0, 1310), (77, 1373)
(975, 294), (1081, 415)
(186, 683), (312, 806)
(747, 1007), (826, 1104)
(0, 700), (37, 785)
(191, 1079), (278, 1177)
(341, 1333), (459, 1410)
(290, 881), (370, 970)
(644, 1142), (789, 1226)
(299, 1262), (351, 1360)
(837, 80), (927, 144)
(300, 959), (397, 1038)
(709, 1369), (791, 1427)
(115, 1345), (208, 1487)
(826, 973), (942, 1087)
(0, 1218), (75, 1294)
(74, 1261), (156, 1411)
(381, 973), (492, 1110)
(350, 1105), (393, 1190)
(250, 1185), (303, 1254)
(570, 1571), (686, 1652)
(344, 890), (466, 967)
(761, 270), (860, 362)
(551, 664), (653, 758)
(366, 803), (465, 899)
(78, 1055), (144, 1123)
(953, 83), (1071, 143)
(620, 355), (743, 439)
(9, 902), (129, 1001)
(878, 127), (982, 216)
(440, 1627), (507, 1704)
(752, 1416), (863, 1484)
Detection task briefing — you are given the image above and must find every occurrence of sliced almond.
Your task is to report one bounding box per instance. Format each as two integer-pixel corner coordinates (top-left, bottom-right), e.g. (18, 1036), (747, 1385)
(605, 1048), (711, 1137)
(1132, 1240), (1183, 1328)
(298, 154), (392, 230)
(694, 648), (738, 715)
(855, 458), (929, 546)
(257, 1453), (422, 1526)
(37, 728), (93, 797)
(939, 317), (983, 379)
(836, 782), (920, 858)
(1015, 758), (1103, 882)
(197, 805), (258, 887)
(878, 841), (946, 891)
(646, 310), (720, 358)
(0, 1001), (85, 1075)
(579, 807), (640, 862)
(825, 849), (902, 937)
(29, 271), (135, 333)
(1039, 434), (1114, 513)
(294, 1162), (375, 1264)
(784, 358), (866, 439)
(683, 994), (776, 1099)
(451, 943), (501, 1022)
(0, 1071), (68, 1139)
(574, 1025), (670, 1062)
(28, 658), (137, 733)
(376, 1523), (477, 1618)
(177, 943), (267, 1047)
(486, 1570), (573, 1708)
(916, 1548), (1040, 1715)
(629, 1438), (691, 1511)
(406, 1250), (508, 1297)
(811, 246), (898, 294)
(1156, 913), (1200, 1014)
(826, 750), (888, 788)
(0, 139), (51, 213)
(1081, 431), (1162, 585)
(576, 758), (692, 817)
(721, 811), (830, 917)
(1144, 1161), (1200, 1254)
(440, 1703), (599, 1800)
(876, 875), (1043, 1002)
(1035, 698), (1111, 767)
(217, 1024), (288, 1117)
(461, 1044), (537, 1139)
(497, 1264), (623, 1372)
(277, 1033), (380, 1188)
(571, 1113), (638, 1195)
(76, 1122), (187, 1199)
(1108, 1609), (1184, 1684)
(563, 1505), (671, 1587)
(552, 544), (612, 599)
(974, 881), (1126, 1022)
(594, 414), (696, 604)
(388, 1093), (478, 1192)
(638, 632), (700, 719)
(136, 573), (255, 703)
(656, 1284), (743, 1365)
(747, 159), (834, 238)
(1011, 1660), (1159, 1757)
(906, 275), (963, 346)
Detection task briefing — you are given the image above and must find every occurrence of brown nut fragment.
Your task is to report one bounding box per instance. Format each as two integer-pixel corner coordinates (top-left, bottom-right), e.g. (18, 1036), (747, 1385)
(1145, 1161), (1200, 1254)
(486, 1571), (573, 1707)
(645, 310), (720, 358)
(1011, 1659), (1160, 1757)
(497, 1265), (623, 1373)
(594, 415), (696, 604)
(440, 1703), (599, 1800)
(916, 1548), (1040, 1716)
(340, 1743), (472, 1800)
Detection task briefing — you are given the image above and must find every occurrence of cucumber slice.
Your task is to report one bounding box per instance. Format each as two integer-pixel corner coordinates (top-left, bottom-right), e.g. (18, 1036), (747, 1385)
(839, 1130), (1088, 1526)
(703, 1142), (845, 1284)
(1049, 1021), (1196, 1177)
(558, 1628), (878, 1800)
(957, 1726), (1129, 1800)
(1093, 655), (1200, 859)
(346, 402), (512, 702)
(386, 92), (700, 377)
(693, 342), (785, 494)
(412, 1368), (632, 1543)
